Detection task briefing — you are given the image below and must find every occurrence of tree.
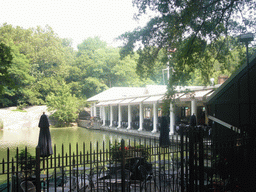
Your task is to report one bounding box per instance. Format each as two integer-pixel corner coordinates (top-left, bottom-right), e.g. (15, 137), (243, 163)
(27, 25), (71, 79)
(0, 24), (75, 106)
(113, 54), (155, 86)
(136, 47), (168, 84)
(72, 37), (154, 99)
(46, 81), (85, 127)
(2, 44), (37, 107)
(119, 0), (256, 86)
(0, 43), (13, 95)
(77, 37), (107, 57)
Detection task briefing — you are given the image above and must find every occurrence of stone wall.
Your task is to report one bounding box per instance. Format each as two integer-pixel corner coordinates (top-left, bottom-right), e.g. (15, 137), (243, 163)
(77, 119), (92, 128)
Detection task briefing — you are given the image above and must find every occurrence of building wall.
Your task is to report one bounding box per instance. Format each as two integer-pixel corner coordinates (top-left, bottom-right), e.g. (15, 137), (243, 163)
(207, 55), (256, 132)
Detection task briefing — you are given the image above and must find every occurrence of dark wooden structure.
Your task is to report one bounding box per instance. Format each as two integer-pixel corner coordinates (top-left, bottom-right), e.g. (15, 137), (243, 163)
(207, 52), (256, 133)
(207, 51), (256, 190)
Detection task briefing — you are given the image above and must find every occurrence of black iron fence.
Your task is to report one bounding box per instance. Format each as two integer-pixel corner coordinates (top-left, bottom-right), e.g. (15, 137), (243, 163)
(1, 126), (255, 192)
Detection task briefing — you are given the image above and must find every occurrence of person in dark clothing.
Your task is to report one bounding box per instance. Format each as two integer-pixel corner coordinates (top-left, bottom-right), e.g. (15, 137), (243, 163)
(37, 112), (53, 157)
(190, 113), (197, 127)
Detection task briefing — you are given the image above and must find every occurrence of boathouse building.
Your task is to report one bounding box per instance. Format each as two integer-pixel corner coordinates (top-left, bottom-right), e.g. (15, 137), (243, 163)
(87, 84), (219, 135)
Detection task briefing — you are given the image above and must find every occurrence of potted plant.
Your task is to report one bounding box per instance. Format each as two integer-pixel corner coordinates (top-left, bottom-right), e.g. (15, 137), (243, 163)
(15, 150), (36, 179)
(212, 154), (240, 191)
(110, 143), (150, 162)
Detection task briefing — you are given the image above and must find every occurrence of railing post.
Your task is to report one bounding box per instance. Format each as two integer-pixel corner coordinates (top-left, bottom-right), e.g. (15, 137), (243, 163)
(121, 139), (125, 192)
(36, 146), (41, 192)
(180, 126), (184, 192)
(199, 127), (204, 192)
(189, 127), (195, 191)
(7, 148), (10, 192)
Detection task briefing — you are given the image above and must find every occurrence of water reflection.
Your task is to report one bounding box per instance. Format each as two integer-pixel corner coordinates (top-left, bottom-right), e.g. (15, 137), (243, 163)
(0, 127), (141, 160)
(0, 127), (39, 148)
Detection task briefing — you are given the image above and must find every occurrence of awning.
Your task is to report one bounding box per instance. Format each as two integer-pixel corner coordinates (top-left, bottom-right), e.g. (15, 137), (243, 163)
(111, 99), (124, 105)
(143, 95), (164, 104)
(105, 99), (123, 105)
(179, 89), (213, 101)
(96, 100), (123, 106)
(194, 89), (213, 99)
(174, 93), (185, 99)
(205, 90), (214, 98)
(96, 101), (107, 106)
(119, 98), (135, 105)
(130, 97), (149, 104)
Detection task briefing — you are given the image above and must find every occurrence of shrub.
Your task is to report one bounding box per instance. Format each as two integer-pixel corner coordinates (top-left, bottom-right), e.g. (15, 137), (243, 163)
(46, 83), (86, 127)
(15, 150), (36, 172)
(110, 143), (150, 161)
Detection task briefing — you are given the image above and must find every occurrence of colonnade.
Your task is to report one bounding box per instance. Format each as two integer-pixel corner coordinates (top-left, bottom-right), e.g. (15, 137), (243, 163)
(91, 99), (198, 135)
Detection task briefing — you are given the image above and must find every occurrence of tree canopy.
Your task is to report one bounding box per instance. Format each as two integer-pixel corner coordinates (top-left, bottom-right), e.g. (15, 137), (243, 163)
(0, 19), (253, 126)
(0, 43), (13, 95)
(0, 24), (154, 126)
(119, 0), (256, 87)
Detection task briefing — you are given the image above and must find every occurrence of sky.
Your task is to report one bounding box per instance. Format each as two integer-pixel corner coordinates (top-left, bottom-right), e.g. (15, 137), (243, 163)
(0, 0), (151, 49)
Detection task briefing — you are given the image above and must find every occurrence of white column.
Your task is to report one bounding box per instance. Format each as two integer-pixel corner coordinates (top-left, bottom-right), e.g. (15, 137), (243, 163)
(152, 103), (158, 133)
(90, 105), (93, 117)
(127, 104), (131, 129)
(109, 105), (113, 127)
(138, 103), (144, 131)
(117, 105), (122, 128)
(191, 99), (197, 116)
(93, 103), (97, 117)
(99, 106), (102, 119)
(169, 103), (175, 135)
(102, 106), (106, 126)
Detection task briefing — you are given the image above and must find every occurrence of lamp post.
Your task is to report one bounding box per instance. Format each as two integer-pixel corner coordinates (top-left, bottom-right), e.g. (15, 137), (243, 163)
(239, 33), (254, 131)
(239, 33), (254, 66)
(210, 78), (215, 86)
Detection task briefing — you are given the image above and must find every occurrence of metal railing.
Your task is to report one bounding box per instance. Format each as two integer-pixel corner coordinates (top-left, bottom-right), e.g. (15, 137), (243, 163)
(1, 126), (254, 191)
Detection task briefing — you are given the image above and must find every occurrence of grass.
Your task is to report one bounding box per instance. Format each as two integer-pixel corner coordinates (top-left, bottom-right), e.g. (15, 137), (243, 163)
(11, 109), (27, 112)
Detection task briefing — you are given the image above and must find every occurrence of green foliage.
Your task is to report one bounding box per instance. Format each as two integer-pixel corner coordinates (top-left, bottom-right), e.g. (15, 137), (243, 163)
(136, 47), (167, 84)
(13, 107), (27, 112)
(0, 43), (13, 95)
(129, 0), (255, 49)
(72, 37), (153, 98)
(120, 0), (256, 88)
(77, 37), (107, 57)
(110, 142), (150, 161)
(0, 24), (158, 116)
(0, 20), (251, 117)
(46, 81), (86, 127)
(0, 24), (74, 107)
(3, 44), (36, 106)
(15, 150), (36, 171)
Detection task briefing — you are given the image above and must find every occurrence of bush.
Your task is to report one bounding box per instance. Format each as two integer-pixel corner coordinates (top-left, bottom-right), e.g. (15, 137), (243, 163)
(46, 83), (86, 127)
(15, 150), (36, 172)
(110, 143), (150, 161)
(17, 102), (28, 110)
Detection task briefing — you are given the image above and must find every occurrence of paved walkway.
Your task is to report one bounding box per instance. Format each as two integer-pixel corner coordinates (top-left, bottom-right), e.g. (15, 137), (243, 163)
(99, 125), (160, 139)
(78, 120), (182, 141)
(98, 125), (183, 143)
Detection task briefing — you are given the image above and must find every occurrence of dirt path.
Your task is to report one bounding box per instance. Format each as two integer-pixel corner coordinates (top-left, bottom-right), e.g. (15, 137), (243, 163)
(0, 105), (49, 130)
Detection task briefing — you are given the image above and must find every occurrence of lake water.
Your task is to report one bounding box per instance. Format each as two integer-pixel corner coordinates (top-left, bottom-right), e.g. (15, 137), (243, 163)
(0, 127), (145, 161)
